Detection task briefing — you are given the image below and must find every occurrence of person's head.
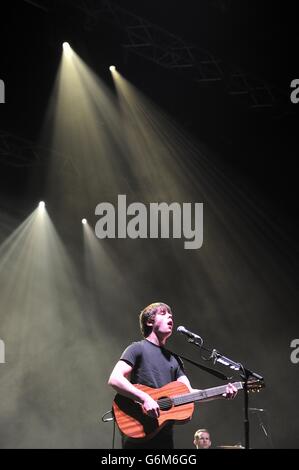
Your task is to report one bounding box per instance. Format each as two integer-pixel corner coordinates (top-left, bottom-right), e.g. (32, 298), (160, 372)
(193, 429), (211, 449)
(139, 302), (173, 340)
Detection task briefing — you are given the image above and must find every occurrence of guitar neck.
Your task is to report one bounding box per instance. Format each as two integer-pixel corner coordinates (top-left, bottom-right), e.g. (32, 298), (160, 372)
(171, 381), (243, 407)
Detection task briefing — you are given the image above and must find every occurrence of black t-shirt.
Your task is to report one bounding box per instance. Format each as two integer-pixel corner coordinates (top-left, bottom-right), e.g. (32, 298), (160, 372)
(120, 339), (185, 387)
(119, 339), (185, 449)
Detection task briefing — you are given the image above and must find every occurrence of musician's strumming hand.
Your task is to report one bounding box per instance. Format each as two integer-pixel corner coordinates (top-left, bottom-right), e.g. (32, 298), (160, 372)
(222, 383), (238, 399)
(142, 393), (160, 418)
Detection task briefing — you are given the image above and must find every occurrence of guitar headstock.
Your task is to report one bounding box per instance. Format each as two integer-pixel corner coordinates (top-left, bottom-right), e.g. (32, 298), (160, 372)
(246, 379), (265, 394)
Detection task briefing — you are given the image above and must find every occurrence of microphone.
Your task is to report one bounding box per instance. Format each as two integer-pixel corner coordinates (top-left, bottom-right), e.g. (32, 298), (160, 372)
(177, 326), (203, 343)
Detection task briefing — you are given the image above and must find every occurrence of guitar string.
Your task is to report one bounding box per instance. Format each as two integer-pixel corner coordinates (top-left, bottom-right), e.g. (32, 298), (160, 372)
(157, 396), (194, 409)
(157, 384), (259, 410)
(158, 392), (202, 408)
(158, 390), (206, 407)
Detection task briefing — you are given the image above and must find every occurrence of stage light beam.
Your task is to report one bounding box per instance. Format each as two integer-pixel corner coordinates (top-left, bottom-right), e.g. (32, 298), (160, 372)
(63, 42), (72, 57)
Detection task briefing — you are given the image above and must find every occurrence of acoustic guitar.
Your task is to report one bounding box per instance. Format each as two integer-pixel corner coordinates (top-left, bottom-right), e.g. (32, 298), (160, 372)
(113, 379), (264, 440)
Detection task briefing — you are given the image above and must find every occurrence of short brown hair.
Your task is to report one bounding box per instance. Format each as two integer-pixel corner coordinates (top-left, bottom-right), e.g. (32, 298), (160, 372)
(139, 302), (172, 338)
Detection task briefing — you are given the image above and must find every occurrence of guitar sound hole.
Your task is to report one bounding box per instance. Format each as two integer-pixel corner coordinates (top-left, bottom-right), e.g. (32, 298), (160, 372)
(158, 396), (172, 411)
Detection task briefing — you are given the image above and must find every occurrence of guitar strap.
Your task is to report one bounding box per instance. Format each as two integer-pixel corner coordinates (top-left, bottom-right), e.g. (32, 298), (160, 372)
(164, 347), (230, 381)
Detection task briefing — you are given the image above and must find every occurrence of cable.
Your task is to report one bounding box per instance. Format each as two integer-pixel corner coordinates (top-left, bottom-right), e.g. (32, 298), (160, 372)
(101, 409), (116, 449)
(101, 409), (114, 423)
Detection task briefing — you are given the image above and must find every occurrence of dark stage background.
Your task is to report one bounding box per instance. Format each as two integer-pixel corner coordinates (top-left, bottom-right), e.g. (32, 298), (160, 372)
(0, 0), (298, 449)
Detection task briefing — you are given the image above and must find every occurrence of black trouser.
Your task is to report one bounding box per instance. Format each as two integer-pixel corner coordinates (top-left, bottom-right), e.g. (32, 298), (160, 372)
(122, 427), (174, 449)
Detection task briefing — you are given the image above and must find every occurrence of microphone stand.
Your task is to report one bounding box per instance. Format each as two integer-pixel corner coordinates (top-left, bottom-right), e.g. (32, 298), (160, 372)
(185, 338), (264, 450)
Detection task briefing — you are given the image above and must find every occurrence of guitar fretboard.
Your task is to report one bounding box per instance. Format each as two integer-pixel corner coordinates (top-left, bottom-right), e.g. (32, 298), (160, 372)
(172, 381), (243, 407)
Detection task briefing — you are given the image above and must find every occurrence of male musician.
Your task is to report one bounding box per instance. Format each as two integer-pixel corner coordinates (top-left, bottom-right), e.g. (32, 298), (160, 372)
(108, 302), (237, 449)
(193, 428), (212, 449)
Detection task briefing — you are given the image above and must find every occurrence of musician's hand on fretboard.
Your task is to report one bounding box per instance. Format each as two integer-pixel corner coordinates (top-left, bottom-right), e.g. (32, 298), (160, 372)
(222, 383), (238, 399)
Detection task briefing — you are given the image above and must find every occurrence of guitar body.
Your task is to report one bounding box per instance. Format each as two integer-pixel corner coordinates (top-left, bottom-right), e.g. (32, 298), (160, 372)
(113, 381), (194, 440)
(112, 378), (263, 441)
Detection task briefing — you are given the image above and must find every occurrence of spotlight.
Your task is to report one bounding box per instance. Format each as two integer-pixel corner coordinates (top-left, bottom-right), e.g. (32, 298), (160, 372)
(63, 42), (72, 55)
(109, 65), (116, 72)
(82, 218), (87, 225)
(38, 201), (45, 209)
